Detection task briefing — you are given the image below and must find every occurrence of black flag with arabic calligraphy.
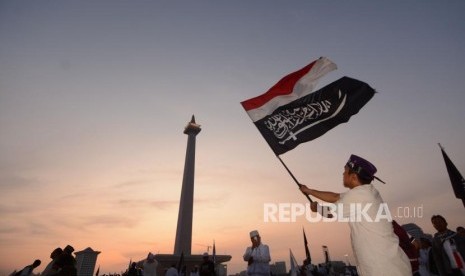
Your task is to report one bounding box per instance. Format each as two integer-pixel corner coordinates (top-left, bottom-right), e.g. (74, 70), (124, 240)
(248, 76), (375, 155)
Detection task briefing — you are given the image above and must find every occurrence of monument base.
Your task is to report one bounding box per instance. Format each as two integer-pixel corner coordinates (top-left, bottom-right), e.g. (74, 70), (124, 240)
(155, 254), (231, 276)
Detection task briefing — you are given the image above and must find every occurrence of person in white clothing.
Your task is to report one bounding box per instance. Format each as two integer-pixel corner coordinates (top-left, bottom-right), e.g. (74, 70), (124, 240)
(165, 264), (178, 276)
(143, 253), (158, 276)
(418, 235), (438, 276)
(243, 230), (271, 276)
(299, 154), (412, 276)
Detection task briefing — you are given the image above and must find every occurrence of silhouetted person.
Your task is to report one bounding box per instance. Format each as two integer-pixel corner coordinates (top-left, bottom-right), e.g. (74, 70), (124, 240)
(431, 215), (465, 276)
(190, 265), (199, 276)
(199, 253), (215, 276)
(42, 247), (63, 276)
(55, 245), (77, 276)
(17, 259), (41, 276)
(457, 227), (465, 238)
(128, 262), (138, 276)
(165, 264), (178, 276)
(143, 253), (158, 276)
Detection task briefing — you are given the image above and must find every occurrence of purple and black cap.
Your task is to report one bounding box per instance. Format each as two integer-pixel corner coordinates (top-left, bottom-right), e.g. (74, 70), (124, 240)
(346, 154), (386, 184)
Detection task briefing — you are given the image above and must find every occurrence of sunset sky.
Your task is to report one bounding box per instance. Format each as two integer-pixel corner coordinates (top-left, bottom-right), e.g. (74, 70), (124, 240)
(1, 1), (465, 275)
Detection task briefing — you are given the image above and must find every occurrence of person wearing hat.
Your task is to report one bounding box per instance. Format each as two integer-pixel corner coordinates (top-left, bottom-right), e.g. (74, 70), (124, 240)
(299, 154), (411, 276)
(143, 252), (158, 276)
(243, 230), (271, 276)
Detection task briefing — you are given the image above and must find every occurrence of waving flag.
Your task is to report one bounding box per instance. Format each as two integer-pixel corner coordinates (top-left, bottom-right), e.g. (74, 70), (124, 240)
(289, 249), (301, 276)
(303, 228), (312, 264)
(242, 57), (337, 123)
(243, 76), (375, 155)
(322, 245), (331, 264)
(241, 58), (375, 155)
(439, 144), (465, 208)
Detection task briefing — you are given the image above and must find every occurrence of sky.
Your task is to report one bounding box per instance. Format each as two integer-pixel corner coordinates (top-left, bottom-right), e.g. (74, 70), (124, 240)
(1, 0), (465, 275)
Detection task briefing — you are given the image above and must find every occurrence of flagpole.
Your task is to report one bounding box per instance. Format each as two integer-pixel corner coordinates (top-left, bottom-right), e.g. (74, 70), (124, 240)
(276, 155), (314, 203)
(276, 155), (334, 218)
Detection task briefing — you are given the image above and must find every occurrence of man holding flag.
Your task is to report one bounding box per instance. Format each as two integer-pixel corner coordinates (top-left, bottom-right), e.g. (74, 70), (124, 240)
(241, 56), (377, 205)
(241, 57), (409, 275)
(299, 155), (412, 276)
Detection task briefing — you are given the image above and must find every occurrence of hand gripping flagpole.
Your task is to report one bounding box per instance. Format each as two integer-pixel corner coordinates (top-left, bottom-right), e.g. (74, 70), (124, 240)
(275, 155), (313, 203)
(276, 155), (333, 218)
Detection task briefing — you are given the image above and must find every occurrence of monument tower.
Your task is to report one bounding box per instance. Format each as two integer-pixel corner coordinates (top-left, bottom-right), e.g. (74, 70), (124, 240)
(174, 115), (201, 255)
(155, 116), (230, 276)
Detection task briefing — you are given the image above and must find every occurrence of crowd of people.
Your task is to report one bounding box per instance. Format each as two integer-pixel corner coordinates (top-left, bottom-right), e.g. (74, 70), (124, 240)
(123, 252), (216, 276)
(11, 245), (77, 276)
(9, 154), (465, 276)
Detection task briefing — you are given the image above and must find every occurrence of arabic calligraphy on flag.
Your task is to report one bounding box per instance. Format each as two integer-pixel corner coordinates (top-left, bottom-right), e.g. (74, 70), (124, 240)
(243, 74), (375, 155)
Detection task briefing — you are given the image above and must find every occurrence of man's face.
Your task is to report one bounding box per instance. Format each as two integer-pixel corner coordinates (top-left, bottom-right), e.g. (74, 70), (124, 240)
(251, 235), (260, 246)
(432, 217), (447, 232)
(342, 166), (352, 188)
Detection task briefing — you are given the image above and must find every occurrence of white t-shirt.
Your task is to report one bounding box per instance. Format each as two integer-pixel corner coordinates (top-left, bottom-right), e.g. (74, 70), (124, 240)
(336, 185), (411, 276)
(143, 260), (158, 276)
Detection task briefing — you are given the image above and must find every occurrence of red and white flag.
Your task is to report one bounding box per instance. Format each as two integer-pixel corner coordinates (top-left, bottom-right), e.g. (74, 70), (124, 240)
(241, 57), (337, 122)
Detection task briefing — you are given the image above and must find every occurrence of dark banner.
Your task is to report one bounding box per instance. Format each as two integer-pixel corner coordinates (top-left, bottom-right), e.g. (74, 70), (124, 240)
(254, 76), (375, 155)
(440, 147), (465, 207)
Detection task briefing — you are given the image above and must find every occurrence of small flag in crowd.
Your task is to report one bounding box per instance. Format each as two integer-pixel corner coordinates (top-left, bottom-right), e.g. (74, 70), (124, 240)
(322, 245), (330, 264)
(303, 228), (312, 264)
(289, 249), (301, 276)
(439, 144), (465, 208)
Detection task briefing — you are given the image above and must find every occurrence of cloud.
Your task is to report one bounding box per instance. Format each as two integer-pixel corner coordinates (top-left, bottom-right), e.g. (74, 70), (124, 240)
(113, 180), (152, 189)
(83, 214), (140, 228)
(115, 198), (177, 211)
(149, 200), (178, 210)
(0, 203), (32, 215)
(0, 226), (21, 234)
(58, 192), (89, 201)
(27, 221), (54, 236)
(0, 173), (41, 192)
